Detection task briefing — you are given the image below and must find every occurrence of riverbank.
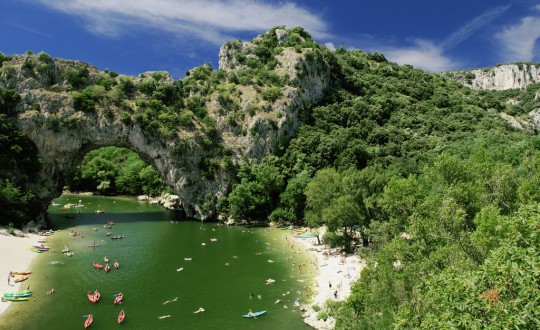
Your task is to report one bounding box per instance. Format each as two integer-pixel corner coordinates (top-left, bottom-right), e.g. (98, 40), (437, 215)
(0, 229), (42, 316)
(284, 227), (364, 330)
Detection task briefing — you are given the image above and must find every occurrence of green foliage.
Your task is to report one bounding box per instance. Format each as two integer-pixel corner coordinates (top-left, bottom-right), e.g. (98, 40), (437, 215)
(0, 88), (21, 115)
(64, 63), (90, 90)
(227, 158), (284, 222)
(69, 146), (168, 196)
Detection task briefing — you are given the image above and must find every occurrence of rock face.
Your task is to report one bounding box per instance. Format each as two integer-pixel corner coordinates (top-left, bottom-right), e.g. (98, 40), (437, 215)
(443, 63), (540, 132)
(0, 29), (331, 222)
(445, 63), (540, 90)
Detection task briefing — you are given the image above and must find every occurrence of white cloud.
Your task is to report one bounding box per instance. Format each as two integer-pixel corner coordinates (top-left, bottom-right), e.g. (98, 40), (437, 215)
(29, 0), (328, 44)
(440, 4), (511, 50)
(324, 42), (336, 51)
(383, 39), (459, 72)
(496, 14), (540, 62)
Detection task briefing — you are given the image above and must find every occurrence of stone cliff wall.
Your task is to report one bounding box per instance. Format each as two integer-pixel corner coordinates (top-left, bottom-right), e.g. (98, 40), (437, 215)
(0, 29), (331, 222)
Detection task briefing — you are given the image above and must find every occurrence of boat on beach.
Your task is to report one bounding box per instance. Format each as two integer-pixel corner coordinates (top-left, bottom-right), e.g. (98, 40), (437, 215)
(4, 290), (32, 298)
(2, 296), (29, 302)
(14, 276), (28, 283)
(11, 271), (32, 275)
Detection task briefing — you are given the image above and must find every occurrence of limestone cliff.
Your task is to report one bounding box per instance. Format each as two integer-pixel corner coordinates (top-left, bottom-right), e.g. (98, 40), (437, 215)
(443, 63), (540, 90)
(0, 28), (330, 222)
(443, 63), (540, 132)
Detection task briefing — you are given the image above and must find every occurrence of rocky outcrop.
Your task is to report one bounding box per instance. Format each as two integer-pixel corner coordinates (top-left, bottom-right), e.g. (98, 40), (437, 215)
(0, 29), (331, 222)
(444, 63), (540, 90)
(443, 63), (540, 132)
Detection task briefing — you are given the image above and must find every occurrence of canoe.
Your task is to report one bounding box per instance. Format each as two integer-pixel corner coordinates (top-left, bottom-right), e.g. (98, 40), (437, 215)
(118, 309), (125, 324)
(87, 290), (100, 303)
(14, 276), (28, 283)
(2, 296), (29, 302)
(11, 271), (32, 275)
(4, 290), (32, 298)
(242, 310), (267, 318)
(93, 261), (103, 269)
(84, 314), (93, 329)
(114, 293), (123, 305)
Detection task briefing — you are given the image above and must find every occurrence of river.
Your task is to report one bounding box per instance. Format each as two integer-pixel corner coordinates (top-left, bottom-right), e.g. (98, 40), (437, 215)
(0, 194), (314, 329)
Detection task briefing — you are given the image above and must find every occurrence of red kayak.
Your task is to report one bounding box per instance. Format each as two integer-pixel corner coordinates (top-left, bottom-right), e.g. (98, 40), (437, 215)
(87, 290), (100, 303)
(104, 263), (110, 273)
(113, 261), (119, 269)
(92, 261), (103, 269)
(114, 292), (123, 305)
(118, 309), (125, 324)
(84, 314), (93, 328)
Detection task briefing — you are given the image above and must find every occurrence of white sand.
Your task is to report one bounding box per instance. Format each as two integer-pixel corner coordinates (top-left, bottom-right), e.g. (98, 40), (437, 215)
(286, 227), (364, 330)
(0, 230), (42, 316)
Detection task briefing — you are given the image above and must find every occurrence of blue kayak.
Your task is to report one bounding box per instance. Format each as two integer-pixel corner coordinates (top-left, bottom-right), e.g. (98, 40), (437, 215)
(242, 310), (267, 318)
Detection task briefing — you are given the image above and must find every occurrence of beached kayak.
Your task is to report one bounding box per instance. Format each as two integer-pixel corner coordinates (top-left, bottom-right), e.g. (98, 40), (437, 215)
(11, 271), (32, 275)
(84, 314), (93, 328)
(118, 309), (125, 324)
(28, 248), (43, 253)
(14, 276), (28, 283)
(4, 290), (32, 298)
(2, 296), (29, 302)
(242, 310), (267, 318)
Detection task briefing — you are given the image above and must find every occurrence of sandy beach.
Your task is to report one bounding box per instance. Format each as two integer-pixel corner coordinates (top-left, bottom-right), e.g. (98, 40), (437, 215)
(285, 227), (364, 330)
(0, 229), (42, 316)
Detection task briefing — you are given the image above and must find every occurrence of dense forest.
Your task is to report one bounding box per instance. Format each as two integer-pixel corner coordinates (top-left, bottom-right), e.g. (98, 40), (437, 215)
(1, 27), (539, 327)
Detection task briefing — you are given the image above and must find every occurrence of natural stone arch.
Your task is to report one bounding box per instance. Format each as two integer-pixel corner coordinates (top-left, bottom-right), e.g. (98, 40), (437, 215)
(1, 28), (331, 222)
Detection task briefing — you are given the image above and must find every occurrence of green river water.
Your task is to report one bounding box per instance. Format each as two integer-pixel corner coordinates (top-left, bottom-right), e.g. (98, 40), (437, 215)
(1, 194), (314, 330)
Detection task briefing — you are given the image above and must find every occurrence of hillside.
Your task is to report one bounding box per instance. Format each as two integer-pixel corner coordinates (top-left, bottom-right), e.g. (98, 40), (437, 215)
(1, 26), (539, 329)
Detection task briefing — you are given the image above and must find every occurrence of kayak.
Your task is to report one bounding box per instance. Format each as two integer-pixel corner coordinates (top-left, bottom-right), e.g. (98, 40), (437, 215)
(4, 290), (32, 298)
(111, 235), (125, 240)
(93, 261), (103, 269)
(28, 248), (43, 253)
(2, 296), (29, 302)
(32, 245), (50, 250)
(11, 271), (32, 275)
(242, 310), (267, 318)
(114, 293), (123, 305)
(84, 314), (93, 329)
(118, 309), (125, 324)
(14, 276), (28, 283)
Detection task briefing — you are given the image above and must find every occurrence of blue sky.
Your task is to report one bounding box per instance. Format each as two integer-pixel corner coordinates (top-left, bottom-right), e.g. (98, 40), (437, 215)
(1, 0), (539, 78)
